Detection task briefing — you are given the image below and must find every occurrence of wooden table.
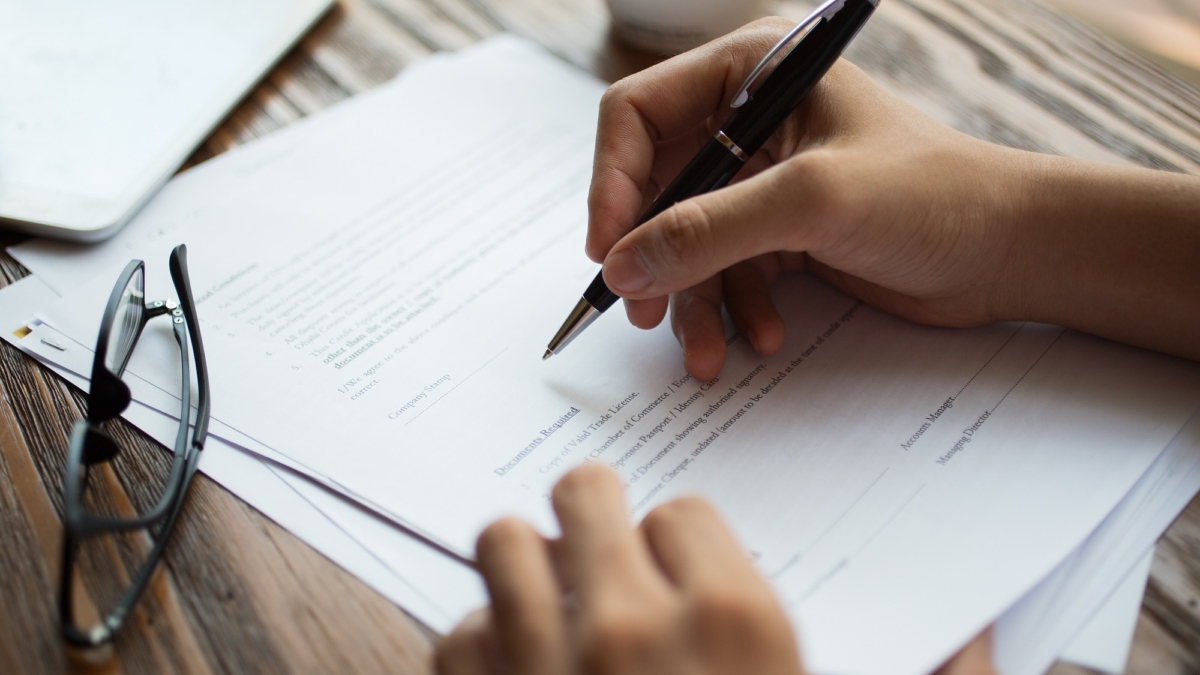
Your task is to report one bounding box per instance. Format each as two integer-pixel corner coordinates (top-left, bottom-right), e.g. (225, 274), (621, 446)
(1, 1), (1198, 673)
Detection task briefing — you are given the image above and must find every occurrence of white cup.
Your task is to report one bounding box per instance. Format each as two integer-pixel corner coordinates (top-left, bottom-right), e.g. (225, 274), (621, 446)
(606, 0), (771, 54)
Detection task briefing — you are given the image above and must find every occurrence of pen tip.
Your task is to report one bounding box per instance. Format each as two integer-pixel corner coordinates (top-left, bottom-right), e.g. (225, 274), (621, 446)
(543, 349), (553, 361)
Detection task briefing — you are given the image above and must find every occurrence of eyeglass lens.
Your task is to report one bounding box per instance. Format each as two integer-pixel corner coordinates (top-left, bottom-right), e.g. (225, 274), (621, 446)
(105, 266), (144, 374)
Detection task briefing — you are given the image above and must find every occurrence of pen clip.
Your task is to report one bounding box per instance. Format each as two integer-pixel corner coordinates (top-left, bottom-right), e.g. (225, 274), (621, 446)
(731, 0), (848, 108)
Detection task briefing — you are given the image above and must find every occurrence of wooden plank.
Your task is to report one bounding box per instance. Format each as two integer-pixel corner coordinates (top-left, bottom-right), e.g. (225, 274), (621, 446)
(1047, 0), (1200, 85)
(0, 352), (91, 675)
(1127, 603), (1200, 674)
(269, 50), (355, 116)
(1144, 494), (1200, 665)
(151, 466), (431, 674)
(933, 0), (1200, 170)
(427, 0), (504, 39)
(301, 0), (431, 95)
(364, 0), (480, 51)
(778, 0), (1200, 170)
(987, 0), (1200, 125)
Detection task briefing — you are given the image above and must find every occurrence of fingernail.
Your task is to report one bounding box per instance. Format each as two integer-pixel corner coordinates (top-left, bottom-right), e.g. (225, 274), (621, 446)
(604, 248), (655, 293)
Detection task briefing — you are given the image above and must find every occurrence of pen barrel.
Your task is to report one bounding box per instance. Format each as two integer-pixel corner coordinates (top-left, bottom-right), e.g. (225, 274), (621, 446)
(584, 272), (620, 311)
(636, 137), (747, 225)
(585, 136), (746, 311)
(723, 0), (877, 155)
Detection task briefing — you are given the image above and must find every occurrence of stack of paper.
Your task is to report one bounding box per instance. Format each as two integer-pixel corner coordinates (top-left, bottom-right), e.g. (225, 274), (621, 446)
(4, 37), (1199, 675)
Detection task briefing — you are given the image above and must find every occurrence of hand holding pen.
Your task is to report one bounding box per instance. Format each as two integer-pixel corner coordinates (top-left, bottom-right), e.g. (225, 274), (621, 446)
(550, 5), (1200, 378)
(546, 0), (880, 360)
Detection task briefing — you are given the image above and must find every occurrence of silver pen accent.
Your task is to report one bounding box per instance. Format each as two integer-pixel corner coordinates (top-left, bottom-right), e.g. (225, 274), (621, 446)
(729, 0), (854, 108)
(715, 131), (749, 162)
(543, 298), (601, 359)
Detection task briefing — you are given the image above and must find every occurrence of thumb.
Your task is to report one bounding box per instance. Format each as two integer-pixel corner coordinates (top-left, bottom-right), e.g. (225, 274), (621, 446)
(601, 157), (830, 298)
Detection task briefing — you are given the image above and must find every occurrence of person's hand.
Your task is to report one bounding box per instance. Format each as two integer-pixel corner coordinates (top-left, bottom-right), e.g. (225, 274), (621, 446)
(435, 464), (1000, 675)
(435, 464), (805, 675)
(587, 17), (1028, 380)
(587, 17), (1200, 377)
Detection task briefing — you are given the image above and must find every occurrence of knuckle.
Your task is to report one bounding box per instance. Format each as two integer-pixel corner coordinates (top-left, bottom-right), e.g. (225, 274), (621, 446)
(691, 586), (784, 645)
(786, 151), (857, 241)
(599, 80), (633, 117)
(654, 200), (716, 268)
(581, 608), (665, 673)
(793, 151), (849, 213)
(598, 84), (619, 110)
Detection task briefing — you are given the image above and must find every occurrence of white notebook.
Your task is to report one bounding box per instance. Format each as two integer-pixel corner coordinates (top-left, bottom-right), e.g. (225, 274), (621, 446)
(0, 0), (332, 241)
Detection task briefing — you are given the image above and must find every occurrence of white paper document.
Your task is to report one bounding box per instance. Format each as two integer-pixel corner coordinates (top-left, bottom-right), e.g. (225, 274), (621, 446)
(1061, 549), (1153, 674)
(994, 411), (1200, 675)
(13, 36), (1200, 675)
(5, 270), (1182, 672)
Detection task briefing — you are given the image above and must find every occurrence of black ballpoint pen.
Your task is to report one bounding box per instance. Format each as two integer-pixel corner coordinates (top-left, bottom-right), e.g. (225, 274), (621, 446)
(544, 0), (879, 360)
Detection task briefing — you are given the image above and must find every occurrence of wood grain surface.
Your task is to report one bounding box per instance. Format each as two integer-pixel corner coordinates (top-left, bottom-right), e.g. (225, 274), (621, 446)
(1, 1), (1198, 673)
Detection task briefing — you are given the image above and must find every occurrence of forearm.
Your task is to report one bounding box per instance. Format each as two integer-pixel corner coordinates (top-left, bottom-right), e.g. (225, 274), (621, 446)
(1004, 152), (1200, 361)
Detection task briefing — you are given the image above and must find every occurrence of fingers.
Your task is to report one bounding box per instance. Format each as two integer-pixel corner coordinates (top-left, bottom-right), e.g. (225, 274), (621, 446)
(639, 497), (803, 674)
(624, 296), (668, 330)
(667, 256), (785, 380)
(601, 152), (846, 300)
(640, 497), (758, 591)
(723, 257), (786, 356)
(474, 519), (570, 675)
(669, 277), (727, 381)
(436, 610), (501, 675)
(586, 17), (797, 263)
(551, 464), (659, 602)
(466, 470), (806, 675)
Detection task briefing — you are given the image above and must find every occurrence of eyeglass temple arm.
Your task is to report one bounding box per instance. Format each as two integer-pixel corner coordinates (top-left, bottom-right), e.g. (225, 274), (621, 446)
(60, 446), (203, 648)
(169, 244), (210, 450)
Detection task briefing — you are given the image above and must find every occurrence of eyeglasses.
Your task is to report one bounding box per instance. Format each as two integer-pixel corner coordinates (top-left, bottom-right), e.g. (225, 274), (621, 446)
(59, 244), (210, 648)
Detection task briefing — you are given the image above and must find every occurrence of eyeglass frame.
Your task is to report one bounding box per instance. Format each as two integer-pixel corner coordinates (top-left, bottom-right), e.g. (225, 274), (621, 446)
(59, 243), (210, 648)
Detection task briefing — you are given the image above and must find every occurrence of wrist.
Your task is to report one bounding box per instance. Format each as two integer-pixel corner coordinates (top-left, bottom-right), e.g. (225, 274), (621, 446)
(988, 149), (1080, 324)
(995, 150), (1200, 359)
(941, 141), (1053, 326)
